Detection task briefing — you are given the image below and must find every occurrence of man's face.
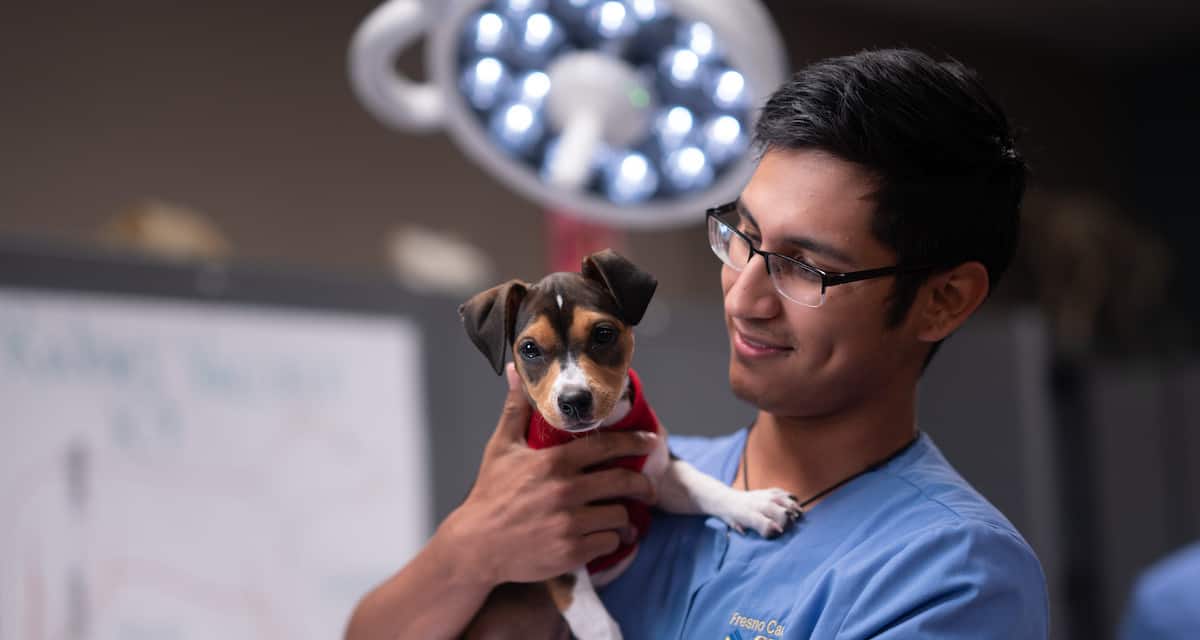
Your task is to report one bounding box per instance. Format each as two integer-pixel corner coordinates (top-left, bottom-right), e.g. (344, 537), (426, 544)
(722, 149), (925, 417)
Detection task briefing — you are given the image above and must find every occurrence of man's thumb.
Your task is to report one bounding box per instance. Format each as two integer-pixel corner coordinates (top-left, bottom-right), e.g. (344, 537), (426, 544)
(494, 362), (530, 442)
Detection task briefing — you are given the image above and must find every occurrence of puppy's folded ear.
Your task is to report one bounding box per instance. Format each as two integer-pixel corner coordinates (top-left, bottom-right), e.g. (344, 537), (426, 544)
(581, 249), (657, 326)
(459, 280), (528, 375)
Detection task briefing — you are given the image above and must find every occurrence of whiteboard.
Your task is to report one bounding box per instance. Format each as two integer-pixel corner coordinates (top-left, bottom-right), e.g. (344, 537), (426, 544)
(0, 287), (431, 640)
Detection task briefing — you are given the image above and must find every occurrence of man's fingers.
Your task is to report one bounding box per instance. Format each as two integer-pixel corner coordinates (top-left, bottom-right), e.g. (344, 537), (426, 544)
(617, 524), (639, 545)
(574, 468), (656, 504)
(573, 531), (621, 566)
(555, 430), (658, 472)
(492, 362), (531, 444)
(569, 504), (630, 535)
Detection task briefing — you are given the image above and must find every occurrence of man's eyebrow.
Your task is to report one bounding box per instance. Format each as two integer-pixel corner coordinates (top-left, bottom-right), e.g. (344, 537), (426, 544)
(736, 200), (857, 267)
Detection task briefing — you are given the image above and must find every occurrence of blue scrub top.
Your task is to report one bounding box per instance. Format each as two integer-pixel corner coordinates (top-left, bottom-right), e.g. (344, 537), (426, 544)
(599, 430), (1049, 639)
(1120, 541), (1200, 640)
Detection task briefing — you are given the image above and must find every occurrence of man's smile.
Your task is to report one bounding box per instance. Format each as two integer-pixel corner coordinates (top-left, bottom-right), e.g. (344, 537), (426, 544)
(731, 324), (794, 358)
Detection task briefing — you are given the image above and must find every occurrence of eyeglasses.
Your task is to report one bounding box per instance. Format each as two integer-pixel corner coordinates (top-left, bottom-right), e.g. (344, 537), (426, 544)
(706, 201), (939, 308)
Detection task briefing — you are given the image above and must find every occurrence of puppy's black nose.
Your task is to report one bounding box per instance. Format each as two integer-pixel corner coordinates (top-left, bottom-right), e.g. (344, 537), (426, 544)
(558, 390), (593, 420)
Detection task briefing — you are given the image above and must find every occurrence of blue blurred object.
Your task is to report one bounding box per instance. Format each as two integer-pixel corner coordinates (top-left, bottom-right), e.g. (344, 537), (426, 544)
(496, 0), (549, 22)
(651, 104), (695, 152)
(699, 114), (747, 167)
(489, 101), (547, 157)
(460, 57), (513, 111)
(627, 0), (670, 22)
(548, 0), (597, 27)
(662, 145), (713, 193)
(655, 46), (706, 107)
(509, 69), (553, 108)
(461, 11), (513, 59)
(603, 149), (660, 204)
(1119, 541), (1200, 640)
(580, 0), (640, 46)
(705, 67), (748, 111)
(676, 20), (720, 62)
(509, 11), (569, 68)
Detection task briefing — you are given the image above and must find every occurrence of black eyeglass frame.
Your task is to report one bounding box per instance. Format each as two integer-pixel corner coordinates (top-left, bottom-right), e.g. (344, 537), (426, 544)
(706, 202), (942, 302)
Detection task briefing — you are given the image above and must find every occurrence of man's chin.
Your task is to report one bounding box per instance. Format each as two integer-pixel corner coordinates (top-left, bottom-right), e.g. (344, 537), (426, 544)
(729, 361), (764, 406)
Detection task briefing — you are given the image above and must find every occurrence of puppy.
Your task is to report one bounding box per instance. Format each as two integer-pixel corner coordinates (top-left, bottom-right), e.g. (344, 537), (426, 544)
(459, 249), (801, 640)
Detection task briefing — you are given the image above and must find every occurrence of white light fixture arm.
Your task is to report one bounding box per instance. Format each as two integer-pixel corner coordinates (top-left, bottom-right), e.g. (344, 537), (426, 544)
(348, 0), (445, 132)
(548, 112), (602, 190)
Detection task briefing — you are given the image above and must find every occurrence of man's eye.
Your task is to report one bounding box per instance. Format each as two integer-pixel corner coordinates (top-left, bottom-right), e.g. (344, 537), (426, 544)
(591, 325), (616, 346)
(519, 341), (541, 359)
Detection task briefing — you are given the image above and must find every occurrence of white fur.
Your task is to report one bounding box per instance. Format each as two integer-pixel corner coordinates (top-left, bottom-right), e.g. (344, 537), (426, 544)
(552, 357), (590, 417)
(559, 425), (799, 640)
(561, 566), (623, 640)
(544, 366), (798, 639)
(598, 374), (631, 428)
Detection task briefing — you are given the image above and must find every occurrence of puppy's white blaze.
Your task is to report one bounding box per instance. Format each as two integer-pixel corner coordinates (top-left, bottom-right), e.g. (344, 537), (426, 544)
(556, 293), (563, 310)
(553, 356), (590, 401)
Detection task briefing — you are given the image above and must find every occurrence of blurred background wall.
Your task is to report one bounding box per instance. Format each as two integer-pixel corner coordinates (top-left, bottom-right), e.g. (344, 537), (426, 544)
(3, 0), (1196, 311)
(2, 1), (1198, 639)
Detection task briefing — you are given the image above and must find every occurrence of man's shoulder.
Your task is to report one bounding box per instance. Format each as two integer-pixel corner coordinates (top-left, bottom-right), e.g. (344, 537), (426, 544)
(840, 438), (1043, 581)
(825, 438), (1048, 637)
(828, 516), (1048, 638)
(872, 435), (1029, 542)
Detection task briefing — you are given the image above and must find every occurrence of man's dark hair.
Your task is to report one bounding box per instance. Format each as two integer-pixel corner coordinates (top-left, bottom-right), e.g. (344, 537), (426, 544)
(754, 48), (1027, 366)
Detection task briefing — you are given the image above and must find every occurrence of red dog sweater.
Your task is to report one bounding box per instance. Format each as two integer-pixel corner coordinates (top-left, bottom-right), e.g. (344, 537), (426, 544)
(526, 368), (659, 573)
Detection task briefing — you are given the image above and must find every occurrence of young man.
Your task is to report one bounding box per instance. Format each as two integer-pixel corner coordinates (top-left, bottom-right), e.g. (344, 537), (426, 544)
(345, 48), (1048, 639)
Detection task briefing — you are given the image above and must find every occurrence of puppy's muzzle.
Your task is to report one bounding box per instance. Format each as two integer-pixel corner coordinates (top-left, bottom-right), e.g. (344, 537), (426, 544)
(557, 389), (594, 422)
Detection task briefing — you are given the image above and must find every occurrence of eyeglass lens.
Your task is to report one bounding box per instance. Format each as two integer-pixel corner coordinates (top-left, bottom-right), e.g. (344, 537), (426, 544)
(708, 213), (824, 307)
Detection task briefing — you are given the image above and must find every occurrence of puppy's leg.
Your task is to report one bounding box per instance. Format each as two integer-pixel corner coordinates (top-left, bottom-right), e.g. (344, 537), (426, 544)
(653, 453), (800, 538)
(549, 567), (623, 640)
(463, 582), (569, 640)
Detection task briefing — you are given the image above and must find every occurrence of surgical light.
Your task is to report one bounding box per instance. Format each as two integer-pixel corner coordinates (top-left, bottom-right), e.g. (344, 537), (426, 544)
(349, 0), (788, 228)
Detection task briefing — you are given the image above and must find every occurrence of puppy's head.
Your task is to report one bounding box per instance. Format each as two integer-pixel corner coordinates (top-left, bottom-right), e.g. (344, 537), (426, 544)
(459, 249), (657, 432)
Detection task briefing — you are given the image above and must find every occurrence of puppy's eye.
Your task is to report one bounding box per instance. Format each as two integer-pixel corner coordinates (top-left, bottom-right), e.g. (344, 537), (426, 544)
(591, 325), (617, 347)
(519, 340), (542, 360)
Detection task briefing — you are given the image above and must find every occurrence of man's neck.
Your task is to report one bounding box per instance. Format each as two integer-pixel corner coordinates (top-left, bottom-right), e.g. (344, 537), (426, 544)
(739, 387), (919, 506)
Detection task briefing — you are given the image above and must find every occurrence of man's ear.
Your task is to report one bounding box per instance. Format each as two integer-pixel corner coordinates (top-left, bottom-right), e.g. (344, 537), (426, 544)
(915, 261), (990, 343)
(581, 249), (658, 326)
(459, 280), (528, 375)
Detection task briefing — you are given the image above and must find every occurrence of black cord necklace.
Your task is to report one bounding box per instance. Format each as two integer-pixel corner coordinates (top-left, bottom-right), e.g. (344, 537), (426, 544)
(740, 427), (920, 514)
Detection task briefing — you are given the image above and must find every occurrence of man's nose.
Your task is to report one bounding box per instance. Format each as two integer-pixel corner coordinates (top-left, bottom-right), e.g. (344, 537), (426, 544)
(724, 254), (781, 319)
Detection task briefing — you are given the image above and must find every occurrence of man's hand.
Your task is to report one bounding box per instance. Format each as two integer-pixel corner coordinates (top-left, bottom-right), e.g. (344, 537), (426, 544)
(440, 363), (659, 586)
(344, 363), (658, 640)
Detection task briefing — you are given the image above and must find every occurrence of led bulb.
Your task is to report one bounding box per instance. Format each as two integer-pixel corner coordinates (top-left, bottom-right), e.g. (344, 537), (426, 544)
(489, 102), (546, 157)
(509, 12), (568, 69)
(582, 1), (639, 43)
(662, 145), (713, 193)
(461, 12), (512, 59)
(510, 70), (552, 107)
(603, 150), (660, 203)
(460, 57), (512, 111)
(706, 68), (748, 111)
(699, 114), (747, 167)
(652, 105), (695, 152)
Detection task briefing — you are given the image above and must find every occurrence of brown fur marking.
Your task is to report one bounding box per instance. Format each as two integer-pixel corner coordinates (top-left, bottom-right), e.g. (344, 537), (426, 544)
(515, 314), (561, 418)
(571, 310), (634, 420)
(546, 573), (577, 613)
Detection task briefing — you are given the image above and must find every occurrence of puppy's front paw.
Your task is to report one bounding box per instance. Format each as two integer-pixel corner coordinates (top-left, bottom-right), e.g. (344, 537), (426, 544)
(722, 488), (801, 538)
